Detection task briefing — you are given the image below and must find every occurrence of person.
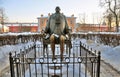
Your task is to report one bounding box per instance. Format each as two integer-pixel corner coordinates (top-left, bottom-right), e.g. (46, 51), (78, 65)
(44, 6), (69, 61)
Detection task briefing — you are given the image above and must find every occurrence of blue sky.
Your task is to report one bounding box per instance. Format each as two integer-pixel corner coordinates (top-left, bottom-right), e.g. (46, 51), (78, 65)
(0, 0), (105, 23)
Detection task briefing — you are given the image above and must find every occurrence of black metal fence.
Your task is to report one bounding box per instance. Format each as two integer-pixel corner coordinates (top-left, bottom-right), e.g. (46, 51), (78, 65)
(9, 42), (101, 77)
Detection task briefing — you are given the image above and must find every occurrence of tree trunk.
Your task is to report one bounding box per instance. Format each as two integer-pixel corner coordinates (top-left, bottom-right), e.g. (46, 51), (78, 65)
(115, 15), (119, 32)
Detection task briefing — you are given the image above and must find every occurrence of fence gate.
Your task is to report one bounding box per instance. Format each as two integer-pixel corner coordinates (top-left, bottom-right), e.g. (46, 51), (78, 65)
(9, 42), (101, 77)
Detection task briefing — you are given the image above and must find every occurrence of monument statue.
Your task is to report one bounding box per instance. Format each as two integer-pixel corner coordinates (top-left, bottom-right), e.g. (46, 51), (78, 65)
(44, 6), (70, 61)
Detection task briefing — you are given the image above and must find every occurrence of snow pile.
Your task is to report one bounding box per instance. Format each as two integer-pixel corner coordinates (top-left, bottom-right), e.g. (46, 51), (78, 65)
(81, 39), (120, 72)
(0, 41), (34, 73)
(71, 38), (120, 72)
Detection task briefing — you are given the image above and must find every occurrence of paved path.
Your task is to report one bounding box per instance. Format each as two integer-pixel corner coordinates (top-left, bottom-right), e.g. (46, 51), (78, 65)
(100, 60), (120, 77)
(80, 44), (120, 77)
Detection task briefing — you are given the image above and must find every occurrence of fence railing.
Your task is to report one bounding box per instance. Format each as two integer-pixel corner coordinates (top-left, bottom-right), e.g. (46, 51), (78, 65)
(80, 42), (101, 77)
(9, 42), (101, 77)
(71, 33), (120, 47)
(0, 33), (43, 46)
(1, 33), (120, 46)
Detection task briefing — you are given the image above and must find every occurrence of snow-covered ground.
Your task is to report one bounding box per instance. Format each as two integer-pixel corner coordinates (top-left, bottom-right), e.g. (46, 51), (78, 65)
(0, 41), (35, 76)
(80, 38), (120, 72)
(0, 32), (120, 77)
(24, 58), (90, 77)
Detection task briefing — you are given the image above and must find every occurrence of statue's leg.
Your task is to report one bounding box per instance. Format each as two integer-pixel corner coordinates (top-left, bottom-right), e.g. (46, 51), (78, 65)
(60, 35), (65, 61)
(50, 35), (55, 60)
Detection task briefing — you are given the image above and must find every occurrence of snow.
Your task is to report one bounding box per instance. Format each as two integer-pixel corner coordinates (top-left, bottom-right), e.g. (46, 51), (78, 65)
(0, 32), (120, 77)
(0, 41), (34, 74)
(72, 37), (120, 72)
(80, 39), (120, 72)
(24, 58), (91, 77)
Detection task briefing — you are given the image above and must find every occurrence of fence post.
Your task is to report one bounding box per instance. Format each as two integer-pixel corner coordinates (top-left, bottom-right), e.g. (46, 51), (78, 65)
(80, 41), (81, 56)
(97, 51), (101, 77)
(9, 52), (15, 77)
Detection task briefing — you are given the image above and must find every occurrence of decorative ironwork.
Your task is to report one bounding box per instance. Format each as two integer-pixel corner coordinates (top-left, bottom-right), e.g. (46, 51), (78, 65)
(9, 42), (101, 77)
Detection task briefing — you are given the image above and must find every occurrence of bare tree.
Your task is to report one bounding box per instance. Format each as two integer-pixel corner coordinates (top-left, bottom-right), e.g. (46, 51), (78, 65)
(78, 13), (86, 24)
(103, 10), (114, 31)
(96, 13), (104, 32)
(100, 0), (120, 32)
(107, 13), (113, 31)
(0, 7), (7, 32)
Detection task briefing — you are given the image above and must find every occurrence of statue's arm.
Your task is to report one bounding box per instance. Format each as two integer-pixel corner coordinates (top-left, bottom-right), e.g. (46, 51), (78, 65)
(45, 16), (51, 34)
(63, 15), (71, 40)
(44, 16), (52, 39)
(64, 15), (69, 34)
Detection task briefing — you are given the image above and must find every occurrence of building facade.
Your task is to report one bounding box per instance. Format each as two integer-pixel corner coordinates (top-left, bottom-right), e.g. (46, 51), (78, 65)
(3, 14), (76, 33)
(76, 23), (115, 32)
(37, 14), (76, 32)
(5, 22), (38, 32)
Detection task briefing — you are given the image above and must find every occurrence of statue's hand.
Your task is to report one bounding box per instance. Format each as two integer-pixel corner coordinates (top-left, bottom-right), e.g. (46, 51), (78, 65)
(45, 34), (50, 39)
(65, 34), (69, 40)
(53, 33), (59, 38)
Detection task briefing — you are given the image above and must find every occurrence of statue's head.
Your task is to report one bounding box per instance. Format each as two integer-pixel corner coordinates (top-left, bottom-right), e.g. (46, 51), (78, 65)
(55, 6), (60, 13)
